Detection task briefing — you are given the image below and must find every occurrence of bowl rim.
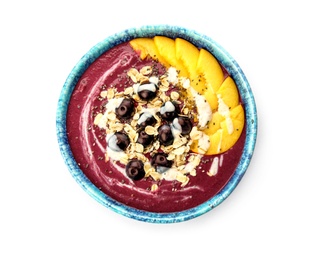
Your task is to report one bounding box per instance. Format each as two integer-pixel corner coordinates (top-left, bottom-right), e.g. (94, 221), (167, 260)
(56, 24), (257, 223)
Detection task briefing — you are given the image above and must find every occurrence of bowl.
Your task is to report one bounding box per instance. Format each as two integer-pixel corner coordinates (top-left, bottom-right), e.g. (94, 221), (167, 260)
(56, 25), (257, 223)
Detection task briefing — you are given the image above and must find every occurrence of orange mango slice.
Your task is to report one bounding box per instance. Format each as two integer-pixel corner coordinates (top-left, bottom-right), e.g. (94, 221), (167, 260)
(129, 38), (170, 68)
(175, 37), (199, 77)
(175, 38), (206, 93)
(196, 48), (224, 93)
(153, 36), (188, 77)
(216, 76), (239, 109)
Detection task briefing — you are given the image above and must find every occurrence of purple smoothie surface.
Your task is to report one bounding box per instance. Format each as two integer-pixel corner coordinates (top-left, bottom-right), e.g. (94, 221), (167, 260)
(66, 42), (246, 213)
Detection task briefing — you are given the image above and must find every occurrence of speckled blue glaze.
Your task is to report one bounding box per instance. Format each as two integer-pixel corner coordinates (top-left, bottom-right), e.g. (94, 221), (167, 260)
(56, 25), (257, 224)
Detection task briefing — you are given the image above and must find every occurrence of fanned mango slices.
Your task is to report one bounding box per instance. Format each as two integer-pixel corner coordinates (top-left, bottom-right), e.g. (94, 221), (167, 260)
(129, 37), (245, 155)
(191, 77), (244, 155)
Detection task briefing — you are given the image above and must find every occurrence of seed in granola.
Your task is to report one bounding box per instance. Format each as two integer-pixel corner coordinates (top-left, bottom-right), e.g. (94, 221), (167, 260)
(159, 101), (180, 121)
(137, 129), (154, 147)
(172, 116), (193, 135)
(107, 132), (130, 151)
(115, 98), (135, 120)
(125, 159), (146, 181)
(137, 82), (158, 101)
(151, 153), (173, 170)
(158, 124), (174, 146)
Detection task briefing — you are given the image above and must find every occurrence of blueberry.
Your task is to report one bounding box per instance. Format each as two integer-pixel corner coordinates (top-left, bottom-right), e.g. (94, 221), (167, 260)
(138, 112), (156, 128)
(151, 153), (173, 169)
(159, 101), (180, 121)
(115, 98), (135, 119)
(126, 159), (145, 181)
(137, 129), (154, 147)
(172, 116), (193, 135)
(107, 132), (130, 152)
(158, 124), (174, 146)
(137, 82), (157, 101)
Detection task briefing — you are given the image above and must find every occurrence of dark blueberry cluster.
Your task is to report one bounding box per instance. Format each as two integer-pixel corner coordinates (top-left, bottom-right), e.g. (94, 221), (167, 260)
(107, 81), (193, 182)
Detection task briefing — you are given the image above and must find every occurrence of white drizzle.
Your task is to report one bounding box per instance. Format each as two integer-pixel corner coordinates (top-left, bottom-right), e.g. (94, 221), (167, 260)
(106, 134), (122, 152)
(189, 88), (212, 128)
(167, 67), (179, 84)
(208, 157), (219, 176)
(197, 132), (211, 154)
(171, 118), (182, 133)
(137, 111), (153, 125)
(105, 133), (129, 162)
(160, 101), (175, 114)
(137, 83), (157, 93)
(217, 94), (234, 134)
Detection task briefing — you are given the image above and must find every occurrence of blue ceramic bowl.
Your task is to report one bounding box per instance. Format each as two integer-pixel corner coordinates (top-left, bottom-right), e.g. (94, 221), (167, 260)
(56, 25), (257, 223)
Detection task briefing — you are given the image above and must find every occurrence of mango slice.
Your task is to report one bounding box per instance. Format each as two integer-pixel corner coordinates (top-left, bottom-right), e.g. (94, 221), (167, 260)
(204, 112), (225, 136)
(153, 36), (188, 77)
(216, 76), (239, 109)
(175, 38), (199, 76)
(196, 48), (224, 93)
(203, 87), (218, 111)
(205, 130), (223, 155)
(129, 38), (170, 68)
(175, 38), (207, 94)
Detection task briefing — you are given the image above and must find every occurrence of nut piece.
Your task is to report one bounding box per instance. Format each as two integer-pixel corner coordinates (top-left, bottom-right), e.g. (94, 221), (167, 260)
(151, 183), (159, 192)
(170, 91), (180, 100)
(127, 68), (140, 83)
(144, 125), (157, 135)
(140, 66), (153, 75)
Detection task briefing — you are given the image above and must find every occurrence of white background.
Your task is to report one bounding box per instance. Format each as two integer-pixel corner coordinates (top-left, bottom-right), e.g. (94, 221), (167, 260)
(1, 1), (310, 259)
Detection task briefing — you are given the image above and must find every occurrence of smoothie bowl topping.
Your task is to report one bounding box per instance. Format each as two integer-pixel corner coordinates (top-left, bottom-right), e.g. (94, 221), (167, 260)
(94, 65), (204, 188)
